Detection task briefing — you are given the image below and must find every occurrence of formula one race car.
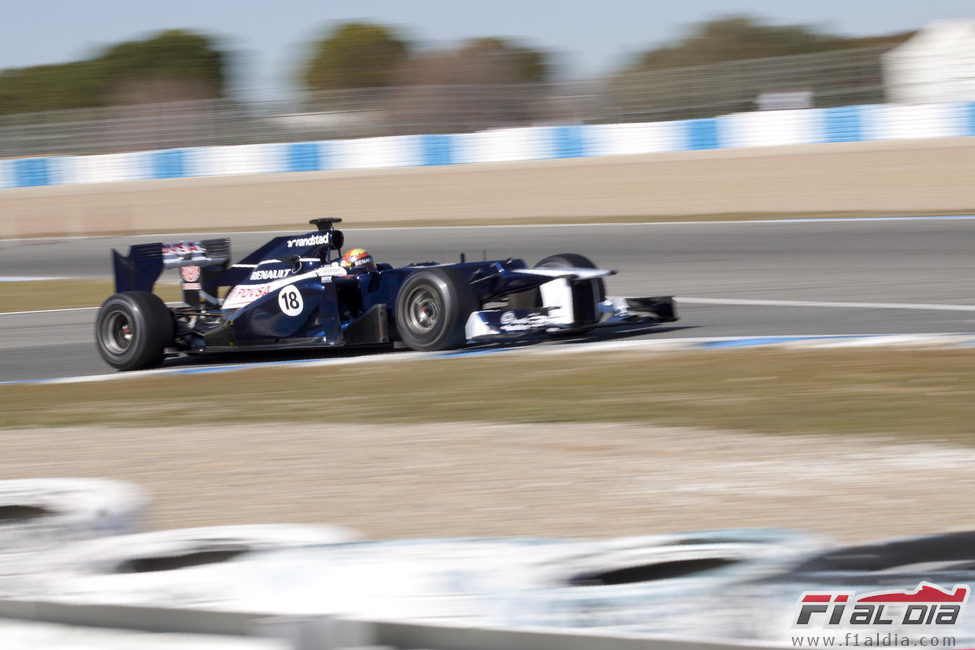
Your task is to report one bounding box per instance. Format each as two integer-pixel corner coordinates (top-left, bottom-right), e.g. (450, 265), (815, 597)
(95, 219), (676, 370)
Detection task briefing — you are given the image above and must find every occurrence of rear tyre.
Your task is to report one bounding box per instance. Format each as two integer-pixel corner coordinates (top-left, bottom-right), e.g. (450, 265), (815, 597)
(395, 268), (478, 351)
(507, 254), (606, 335)
(95, 291), (174, 371)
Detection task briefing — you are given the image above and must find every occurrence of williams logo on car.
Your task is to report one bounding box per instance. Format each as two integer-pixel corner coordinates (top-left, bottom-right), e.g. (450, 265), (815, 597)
(180, 265), (201, 282)
(794, 582), (969, 627)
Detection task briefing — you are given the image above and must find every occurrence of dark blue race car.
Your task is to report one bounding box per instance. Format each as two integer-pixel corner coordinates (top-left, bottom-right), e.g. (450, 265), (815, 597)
(95, 219), (676, 370)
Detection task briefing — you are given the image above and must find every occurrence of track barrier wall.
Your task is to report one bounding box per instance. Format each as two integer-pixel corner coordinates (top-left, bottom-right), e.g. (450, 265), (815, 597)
(0, 598), (784, 650)
(1, 102), (973, 189)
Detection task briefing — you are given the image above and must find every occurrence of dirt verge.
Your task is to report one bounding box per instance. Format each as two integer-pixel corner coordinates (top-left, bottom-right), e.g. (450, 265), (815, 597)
(2, 137), (973, 238)
(3, 422), (971, 542)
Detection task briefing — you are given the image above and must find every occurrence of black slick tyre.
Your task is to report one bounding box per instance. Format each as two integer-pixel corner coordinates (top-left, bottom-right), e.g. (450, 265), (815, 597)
(395, 268), (478, 351)
(95, 291), (174, 371)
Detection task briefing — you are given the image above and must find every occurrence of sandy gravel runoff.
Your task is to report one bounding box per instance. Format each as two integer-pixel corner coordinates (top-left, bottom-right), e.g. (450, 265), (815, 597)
(3, 422), (972, 542)
(2, 137), (974, 237)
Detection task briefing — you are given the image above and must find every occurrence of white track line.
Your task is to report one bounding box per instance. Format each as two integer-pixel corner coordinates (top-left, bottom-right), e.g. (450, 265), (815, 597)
(4, 215), (975, 242)
(0, 306), (99, 316)
(1, 301), (183, 317)
(7, 295), (975, 318)
(679, 297), (975, 312)
(4, 333), (975, 387)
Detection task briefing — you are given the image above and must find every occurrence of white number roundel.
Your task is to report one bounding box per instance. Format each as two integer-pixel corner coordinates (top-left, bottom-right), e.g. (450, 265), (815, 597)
(277, 285), (303, 316)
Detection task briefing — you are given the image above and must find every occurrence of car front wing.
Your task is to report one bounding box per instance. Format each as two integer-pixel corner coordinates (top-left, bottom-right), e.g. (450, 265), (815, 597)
(465, 296), (677, 341)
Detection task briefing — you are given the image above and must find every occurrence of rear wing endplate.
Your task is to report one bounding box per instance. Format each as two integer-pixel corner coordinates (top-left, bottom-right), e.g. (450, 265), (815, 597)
(112, 239), (230, 293)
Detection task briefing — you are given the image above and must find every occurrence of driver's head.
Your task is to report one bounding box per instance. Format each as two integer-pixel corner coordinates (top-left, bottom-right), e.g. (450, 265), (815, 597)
(340, 248), (377, 273)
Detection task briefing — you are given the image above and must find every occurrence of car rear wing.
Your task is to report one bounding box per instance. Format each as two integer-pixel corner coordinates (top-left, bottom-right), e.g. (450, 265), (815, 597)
(112, 239), (231, 299)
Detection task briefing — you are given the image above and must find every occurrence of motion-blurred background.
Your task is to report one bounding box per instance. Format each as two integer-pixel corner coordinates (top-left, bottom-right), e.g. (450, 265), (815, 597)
(3, 3), (975, 649)
(1, 1), (972, 155)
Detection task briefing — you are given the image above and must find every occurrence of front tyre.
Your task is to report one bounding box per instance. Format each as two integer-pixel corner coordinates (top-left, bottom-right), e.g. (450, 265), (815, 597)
(95, 291), (174, 371)
(395, 268), (478, 351)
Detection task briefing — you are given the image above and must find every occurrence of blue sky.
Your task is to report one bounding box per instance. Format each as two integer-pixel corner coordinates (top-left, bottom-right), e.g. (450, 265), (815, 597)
(7, 0), (974, 99)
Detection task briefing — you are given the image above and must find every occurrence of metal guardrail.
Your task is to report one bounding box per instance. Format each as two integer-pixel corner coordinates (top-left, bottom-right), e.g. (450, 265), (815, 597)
(609, 46), (890, 123)
(0, 47), (892, 158)
(0, 597), (788, 650)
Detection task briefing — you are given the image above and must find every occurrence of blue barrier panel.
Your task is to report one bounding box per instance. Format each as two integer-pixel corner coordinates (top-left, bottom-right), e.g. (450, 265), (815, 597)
(151, 149), (185, 179)
(685, 119), (719, 150)
(823, 106), (862, 142)
(13, 158), (51, 187)
(3, 102), (968, 189)
(551, 125), (587, 158)
(287, 142), (320, 172)
(421, 134), (453, 166)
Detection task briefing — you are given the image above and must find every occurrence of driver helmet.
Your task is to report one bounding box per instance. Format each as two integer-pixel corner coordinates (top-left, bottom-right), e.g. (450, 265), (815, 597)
(340, 248), (377, 273)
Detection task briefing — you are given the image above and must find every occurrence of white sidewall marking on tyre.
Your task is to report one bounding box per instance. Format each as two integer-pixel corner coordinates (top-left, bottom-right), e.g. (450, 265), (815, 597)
(278, 285), (303, 316)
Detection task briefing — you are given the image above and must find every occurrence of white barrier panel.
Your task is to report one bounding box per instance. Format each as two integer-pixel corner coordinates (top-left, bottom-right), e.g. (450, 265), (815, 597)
(59, 152), (149, 185)
(586, 121), (686, 156)
(187, 144), (286, 177)
(0, 159), (12, 189)
(719, 109), (823, 148)
(3, 101), (973, 188)
(861, 102), (969, 140)
(453, 126), (554, 164)
(332, 135), (423, 169)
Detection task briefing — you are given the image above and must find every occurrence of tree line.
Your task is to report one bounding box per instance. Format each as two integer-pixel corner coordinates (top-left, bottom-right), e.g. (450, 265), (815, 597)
(0, 16), (914, 116)
(0, 30), (224, 115)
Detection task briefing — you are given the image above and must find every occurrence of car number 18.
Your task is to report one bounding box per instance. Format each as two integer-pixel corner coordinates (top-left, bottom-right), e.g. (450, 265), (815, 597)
(278, 285), (303, 316)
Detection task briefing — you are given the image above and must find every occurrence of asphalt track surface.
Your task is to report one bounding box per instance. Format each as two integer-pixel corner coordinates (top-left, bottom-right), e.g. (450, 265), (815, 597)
(3, 217), (975, 382)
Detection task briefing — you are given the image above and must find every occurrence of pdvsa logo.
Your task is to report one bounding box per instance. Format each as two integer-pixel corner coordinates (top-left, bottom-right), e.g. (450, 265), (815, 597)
(794, 582), (968, 627)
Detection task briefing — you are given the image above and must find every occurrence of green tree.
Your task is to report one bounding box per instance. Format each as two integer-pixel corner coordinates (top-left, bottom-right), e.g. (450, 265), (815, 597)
(393, 36), (549, 86)
(302, 22), (409, 91)
(609, 16), (916, 120)
(453, 37), (548, 84)
(0, 61), (102, 115)
(387, 37), (550, 133)
(0, 29), (225, 115)
(97, 29), (225, 102)
(626, 15), (911, 72)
